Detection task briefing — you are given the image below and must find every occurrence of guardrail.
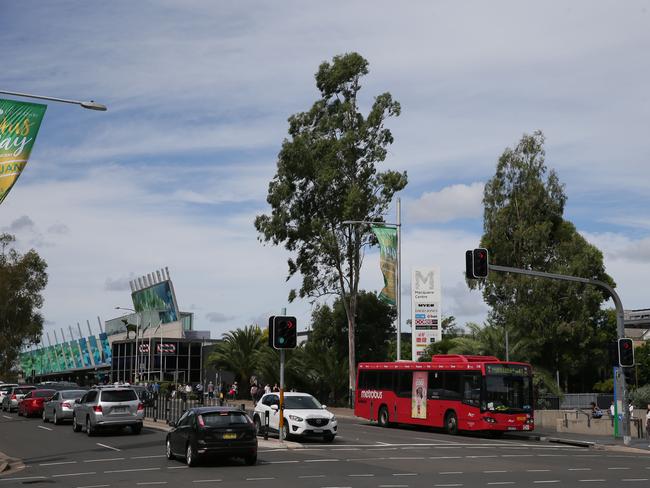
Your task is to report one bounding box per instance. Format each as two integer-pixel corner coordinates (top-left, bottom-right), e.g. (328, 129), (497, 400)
(143, 396), (248, 423)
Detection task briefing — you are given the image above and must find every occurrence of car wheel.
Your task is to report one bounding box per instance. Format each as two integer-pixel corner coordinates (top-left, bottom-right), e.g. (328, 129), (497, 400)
(53, 411), (59, 425)
(186, 443), (197, 467)
(445, 411), (459, 435)
(281, 420), (290, 441)
(323, 433), (335, 443)
(244, 453), (257, 466)
(166, 438), (174, 460)
(254, 415), (262, 436)
(132, 424), (142, 435)
(72, 415), (82, 432)
(43, 409), (48, 423)
(86, 417), (95, 437)
(378, 406), (390, 427)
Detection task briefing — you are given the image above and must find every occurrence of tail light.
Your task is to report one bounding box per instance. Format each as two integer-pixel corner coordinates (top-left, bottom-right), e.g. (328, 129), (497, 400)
(197, 415), (205, 427)
(10, 394), (16, 400)
(137, 403), (144, 412)
(62, 402), (71, 408)
(93, 405), (103, 413)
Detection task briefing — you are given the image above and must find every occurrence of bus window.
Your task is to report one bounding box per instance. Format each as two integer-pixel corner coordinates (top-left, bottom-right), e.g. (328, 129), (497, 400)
(377, 371), (394, 391)
(360, 371), (378, 389)
(443, 371), (462, 400)
(428, 371), (444, 399)
(395, 371), (412, 398)
(462, 372), (481, 407)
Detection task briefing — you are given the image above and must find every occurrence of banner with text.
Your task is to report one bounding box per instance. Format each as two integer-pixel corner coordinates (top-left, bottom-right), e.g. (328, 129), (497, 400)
(371, 225), (397, 305)
(411, 266), (442, 361)
(0, 99), (47, 204)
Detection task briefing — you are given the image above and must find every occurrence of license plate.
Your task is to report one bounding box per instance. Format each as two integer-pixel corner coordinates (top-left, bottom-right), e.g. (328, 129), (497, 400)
(313, 429), (323, 433)
(223, 433), (237, 439)
(507, 427), (517, 430)
(113, 407), (127, 413)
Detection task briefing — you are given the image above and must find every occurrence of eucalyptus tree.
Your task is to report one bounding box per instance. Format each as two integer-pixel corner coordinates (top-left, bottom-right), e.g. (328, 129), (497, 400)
(255, 53), (407, 398)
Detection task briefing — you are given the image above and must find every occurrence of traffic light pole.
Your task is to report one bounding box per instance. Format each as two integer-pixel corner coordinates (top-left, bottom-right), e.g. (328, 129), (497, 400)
(279, 349), (285, 444)
(489, 263), (632, 446)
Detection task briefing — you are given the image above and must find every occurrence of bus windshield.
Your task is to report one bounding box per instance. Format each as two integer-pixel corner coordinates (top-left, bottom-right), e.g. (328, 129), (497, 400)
(484, 364), (532, 414)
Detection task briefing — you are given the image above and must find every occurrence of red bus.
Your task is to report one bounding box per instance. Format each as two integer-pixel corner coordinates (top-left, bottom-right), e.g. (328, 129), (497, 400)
(354, 354), (534, 435)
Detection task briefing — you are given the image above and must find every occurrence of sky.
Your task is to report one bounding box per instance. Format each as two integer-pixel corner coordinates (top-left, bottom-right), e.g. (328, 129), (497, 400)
(1, 0), (649, 343)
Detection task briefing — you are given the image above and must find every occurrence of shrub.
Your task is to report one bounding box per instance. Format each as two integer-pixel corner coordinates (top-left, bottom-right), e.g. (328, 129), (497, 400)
(629, 384), (650, 408)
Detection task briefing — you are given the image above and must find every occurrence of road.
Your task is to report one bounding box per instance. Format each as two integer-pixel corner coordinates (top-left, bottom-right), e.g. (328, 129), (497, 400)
(1, 412), (649, 487)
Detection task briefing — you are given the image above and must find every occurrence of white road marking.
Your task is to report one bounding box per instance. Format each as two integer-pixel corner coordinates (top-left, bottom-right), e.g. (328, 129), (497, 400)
(2, 415), (11, 419)
(469, 456), (498, 459)
(298, 475), (325, 478)
(349, 474), (374, 477)
(533, 481), (560, 484)
(569, 468), (592, 471)
(131, 455), (165, 459)
(430, 456), (462, 459)
(192, 480), (223, 483)
(377, 441), (391, 445)
(608, 467), (631, 470)
(167, 466), (188, 469)
(304, 459), (339, 462)
(484, 471), (508, 473)
(501, 454), (534, 458)
(83, 458), (125, 463)
(392, 473), (418, 476)
(332, 448), (360, 451)
(388, 457), (424, 460)
(96, 443), (121, 452)
(52, 472), (96, 478)
(379, 485), (409, 487)
(40, 461), (77, 466)
(37, 425), (53, 431)
(0, 476), (46, 482)
(267, 460), (300, 464)
(346, 457), (385, 461)
(104, 467), (160, 473)
(245, 477), (275, 481)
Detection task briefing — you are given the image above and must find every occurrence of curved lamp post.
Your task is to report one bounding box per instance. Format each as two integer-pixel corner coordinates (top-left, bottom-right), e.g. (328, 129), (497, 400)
(0, 90), (107, 111)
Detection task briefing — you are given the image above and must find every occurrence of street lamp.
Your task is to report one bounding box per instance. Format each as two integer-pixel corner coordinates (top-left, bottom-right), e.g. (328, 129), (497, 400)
(115, 306), (140, 384)
(342, 198), (403, 360)
(0, 90), (107, 111)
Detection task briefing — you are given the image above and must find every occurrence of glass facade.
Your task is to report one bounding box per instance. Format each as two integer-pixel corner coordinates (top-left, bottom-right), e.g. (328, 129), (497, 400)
(111, 339), (203, 384)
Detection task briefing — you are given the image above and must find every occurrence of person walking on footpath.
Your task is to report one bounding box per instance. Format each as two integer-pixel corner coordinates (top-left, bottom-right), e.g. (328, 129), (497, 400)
(645, 404), (650, 441)
(207, 381), (215, 401)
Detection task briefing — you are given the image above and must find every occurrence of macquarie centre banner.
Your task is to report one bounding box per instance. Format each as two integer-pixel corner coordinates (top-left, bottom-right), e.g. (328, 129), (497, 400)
(411, 266), (442, 361)
(0, 99), (47, 204)
(131, 280), (180, 324)
(371, 225), (397, 305)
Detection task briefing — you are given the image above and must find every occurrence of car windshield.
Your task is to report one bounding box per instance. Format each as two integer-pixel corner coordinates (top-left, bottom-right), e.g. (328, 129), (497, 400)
(101, 390), (137, 402)
(61, 390), (86, 399)
(199, 411), (250, 427)
(283, 395), (322, 410)
(485, 364), (533, 413)
(34, 390), (56, 398)
(15, 388), (35, 395)
(0, 386), (14, 392)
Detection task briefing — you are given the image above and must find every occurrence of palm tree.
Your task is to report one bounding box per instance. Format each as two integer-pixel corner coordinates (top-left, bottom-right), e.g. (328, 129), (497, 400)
(209, 325), (264, 390)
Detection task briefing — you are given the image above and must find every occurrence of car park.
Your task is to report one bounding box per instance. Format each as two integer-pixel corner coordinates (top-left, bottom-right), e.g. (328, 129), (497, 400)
(72, 387), (144, 436)
(1, 386), (36, 413)
(166, 406), (257, 467)
(253, 391), (337, 442)
(43, 389), (87, 424)
(17, 389), (57, 417)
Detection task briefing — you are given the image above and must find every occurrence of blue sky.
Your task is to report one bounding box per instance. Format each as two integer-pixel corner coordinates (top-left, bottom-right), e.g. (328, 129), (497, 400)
(1, 0), (649, 341)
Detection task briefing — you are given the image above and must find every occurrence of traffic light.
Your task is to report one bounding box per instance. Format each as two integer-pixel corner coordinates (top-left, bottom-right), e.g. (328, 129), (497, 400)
(273, 316), (297, 349)
(618, 338), (635, 367)
(466, 248), (489, 278)
(267, 316), (275, 347)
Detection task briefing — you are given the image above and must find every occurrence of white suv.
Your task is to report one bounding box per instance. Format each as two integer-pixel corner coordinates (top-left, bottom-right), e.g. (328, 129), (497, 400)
(253, 392), (337, 442)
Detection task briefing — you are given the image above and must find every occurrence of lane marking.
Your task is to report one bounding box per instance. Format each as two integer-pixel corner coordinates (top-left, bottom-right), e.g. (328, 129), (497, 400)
(193, 481), (223, 483)
(84, 458), (125, 463)
(131, 455), (165, 459)
(332, 448), (360, 451)
(377, 441), (391, 445)
(388, 457), (424, 460)
(2, 415), (11, 419)
(349, 474), (374, 477)
(51, 472), (96, 478)
(501, 454), (534, 458)
(379, 485), (409, 487)
(392, 473), (418, 476)
(484, 471), (508, 473)
(304, 459), (339, 462)
(346, 457), (385, 461)
(96, 443), (121, 452)
(469, 455), (498, 459)
(245, 477), (275, 481)
(533, 482), (560, 484)
(569, 468), (592, 471)
(430, 456), (461, 459)
(75, 485), (110, 488)
(608, 467), (631, 470)
(37, 425), (53, 431)
(0, 476), (46, 482)
(167, 466), (188, 469)
(104, 467), (160, 473)
(267, 460), (300, 464)
(40, 461), (77, 466)
(298, 475), (325, 478)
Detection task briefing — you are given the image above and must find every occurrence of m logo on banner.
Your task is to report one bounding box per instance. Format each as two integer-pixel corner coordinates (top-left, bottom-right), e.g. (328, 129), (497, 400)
(415, 270), (435, 291)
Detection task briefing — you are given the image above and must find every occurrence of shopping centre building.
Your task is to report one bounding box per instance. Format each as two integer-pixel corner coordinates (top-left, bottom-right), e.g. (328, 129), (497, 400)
(19, 268), (219, 385)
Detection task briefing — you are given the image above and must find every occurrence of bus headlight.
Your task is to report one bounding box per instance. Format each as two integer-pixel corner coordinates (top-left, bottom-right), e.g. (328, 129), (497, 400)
(482, 416), (497, 424)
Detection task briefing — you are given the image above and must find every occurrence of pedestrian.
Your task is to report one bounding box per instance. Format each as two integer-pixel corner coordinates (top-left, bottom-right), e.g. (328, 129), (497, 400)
(264, 384), (271, 394)
(153, 382), (160, 400)
(208, 381), (215, 401)
(590, 402), (603, 419)
(250, 383), (259, 405)
(185, 383), (192, 401)
(195, 382), (204, 404)
(219, 383), (227, 406)
(645, 404), (650, 441)
(273, 383), (279, 392)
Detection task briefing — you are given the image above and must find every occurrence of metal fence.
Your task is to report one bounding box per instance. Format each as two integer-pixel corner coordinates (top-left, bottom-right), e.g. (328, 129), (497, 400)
(536, 393), (614, 410)
(143, 396), (248, 423)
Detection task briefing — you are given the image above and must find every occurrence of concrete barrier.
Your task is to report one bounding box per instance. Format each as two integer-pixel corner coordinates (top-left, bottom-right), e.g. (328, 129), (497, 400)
(536, 409), (645, 438)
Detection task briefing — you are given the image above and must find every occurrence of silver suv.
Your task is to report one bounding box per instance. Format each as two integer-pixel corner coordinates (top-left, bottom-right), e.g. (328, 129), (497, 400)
(72, 387), (144, 435)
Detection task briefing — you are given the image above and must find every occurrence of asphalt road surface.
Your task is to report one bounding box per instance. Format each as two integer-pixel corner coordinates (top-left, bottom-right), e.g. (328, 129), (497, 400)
(1, 412), (649, 487)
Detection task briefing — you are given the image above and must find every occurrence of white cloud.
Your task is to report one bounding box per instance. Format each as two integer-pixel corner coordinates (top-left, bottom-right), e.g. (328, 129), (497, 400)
(407, 183), (484, 223)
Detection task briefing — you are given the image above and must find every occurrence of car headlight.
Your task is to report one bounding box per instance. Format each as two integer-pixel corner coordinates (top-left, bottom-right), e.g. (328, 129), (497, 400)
(289, 415), (303, 422)
(330, 415), (336, 423)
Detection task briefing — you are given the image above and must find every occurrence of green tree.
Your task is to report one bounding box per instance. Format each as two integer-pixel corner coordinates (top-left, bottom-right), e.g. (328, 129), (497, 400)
(0, 233), (48, 378)
(255, 52), (407, 397)
(475, 131), (616, 391)
(208, 325), (264, 396)
(633, 341), (650, 387)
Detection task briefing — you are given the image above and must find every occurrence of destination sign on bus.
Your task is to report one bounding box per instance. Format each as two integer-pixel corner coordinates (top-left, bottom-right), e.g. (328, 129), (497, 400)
(486, 364), (530, 376)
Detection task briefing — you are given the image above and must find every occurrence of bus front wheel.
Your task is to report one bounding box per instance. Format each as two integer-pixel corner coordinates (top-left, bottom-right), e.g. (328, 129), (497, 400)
(378, 406), (391, 428)
(444, 411), (458, 435)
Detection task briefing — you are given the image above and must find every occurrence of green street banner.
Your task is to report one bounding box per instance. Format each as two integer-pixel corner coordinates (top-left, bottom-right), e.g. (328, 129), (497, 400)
(371, 225), (397, 305)
(0, 99), (47, 204)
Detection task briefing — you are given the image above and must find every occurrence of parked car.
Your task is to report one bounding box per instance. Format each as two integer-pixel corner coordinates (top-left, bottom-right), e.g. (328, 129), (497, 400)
(253, 392), (337, 442)
(1, 386), (36, 413)
(166, 407), (257, 467)
(72, 387), (144, 436)
(18, 389), (57, 417)
(0, 384), (18, 405)
(43, 389), (87, 424)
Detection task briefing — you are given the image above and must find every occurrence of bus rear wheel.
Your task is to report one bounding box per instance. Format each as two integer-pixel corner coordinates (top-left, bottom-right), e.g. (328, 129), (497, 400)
(444, 411), (458, 435)
(378, 406), (391, 428)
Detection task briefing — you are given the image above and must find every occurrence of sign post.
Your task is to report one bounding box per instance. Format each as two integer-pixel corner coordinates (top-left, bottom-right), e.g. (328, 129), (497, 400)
(411, 267), (442, 361)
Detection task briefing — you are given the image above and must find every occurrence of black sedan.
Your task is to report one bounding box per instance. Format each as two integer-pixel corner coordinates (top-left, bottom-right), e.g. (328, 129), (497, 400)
(166, 407), (257, 467)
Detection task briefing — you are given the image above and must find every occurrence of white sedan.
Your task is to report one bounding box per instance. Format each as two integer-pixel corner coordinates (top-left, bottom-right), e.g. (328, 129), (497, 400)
(253, 392), (337, 442)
